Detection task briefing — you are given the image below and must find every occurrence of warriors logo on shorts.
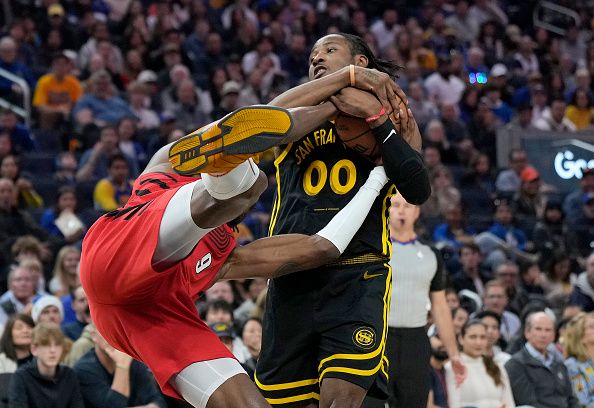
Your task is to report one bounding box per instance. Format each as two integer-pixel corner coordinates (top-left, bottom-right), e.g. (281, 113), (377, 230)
(353, 327), (376, 349)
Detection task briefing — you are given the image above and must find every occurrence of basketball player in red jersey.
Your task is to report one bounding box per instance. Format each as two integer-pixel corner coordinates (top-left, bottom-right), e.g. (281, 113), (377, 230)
(80, 102), (392, 408)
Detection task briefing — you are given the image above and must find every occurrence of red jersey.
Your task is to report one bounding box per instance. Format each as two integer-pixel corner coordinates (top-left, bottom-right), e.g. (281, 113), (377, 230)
(80, 172), (237, 397)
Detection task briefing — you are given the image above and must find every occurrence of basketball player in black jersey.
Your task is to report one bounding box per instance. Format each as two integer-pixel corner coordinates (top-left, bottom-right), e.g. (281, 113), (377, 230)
(253, 34), (431, 408)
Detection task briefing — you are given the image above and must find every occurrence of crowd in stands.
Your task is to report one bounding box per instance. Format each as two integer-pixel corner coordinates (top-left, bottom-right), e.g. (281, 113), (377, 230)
(0, 0), (593, 407)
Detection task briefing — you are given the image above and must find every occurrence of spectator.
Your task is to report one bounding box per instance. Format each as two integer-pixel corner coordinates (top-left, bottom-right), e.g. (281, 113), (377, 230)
(424, 55), (466, 105)
(565, 88), (594, 130)
(116, 117), (145, 177)
(564, 167), (594, 224)
(512, 35), (540, 77)
(48, 246), (80, 298)
(212, 81), (242, 119)
(126, 81), (160, 130)
(0, 314), (34, 371)
(427, 334), (450, 408)
(445, 319), (515, 408)
(512, 166), (546, 236)
(0, 109), (34, 155)
(64, 321), (94, 368)
(40, 187), (85, 244)
(481, 280), (521, 343)
(424, 121), (459, 165)
(505, 311), (578, 408)
(171, 78), (210, 133)
(433, 206), (475, 256)
(0, 155), (43, 209)
(240, 317), (262, 380)
(569, 253), (594, 312)
(31, 295), (64, 327)
(233, 278), (267, 327)
(532, 201), (567, 262)
(496, 149), (529, 196)
(494, 261), (531, 315)
(484, 84), (513, 124)
(53, 152), (78, 185)
(530, 83), (550, 126)
(0, 37), (35, 103)
(406, 81), (438, 132)
(467, 97), (499, 164)
(32, 52), (83, 130)
(0, 267), (35, 327)
(76, 126), (134, 182)
(241, 35), (281, 76)
(72, 70), (135, 129)
(451, 242), (492, 297)
(369, 9), (401, 51)
(0, 132), (11, 160)
(445, 1), (474, 44)
(564, 312), (594, 407)
(93, 153), (132, 212)
(61, 286), (88, 341)
(422, 165), (461, 221)
(74, 328), (166, 408)
(203, 300), (250, 363)
(8, 324), (83, 408)
(534, 96), (577, 132)
(476, 310), (512, 365)
(541, 252), (576, 312)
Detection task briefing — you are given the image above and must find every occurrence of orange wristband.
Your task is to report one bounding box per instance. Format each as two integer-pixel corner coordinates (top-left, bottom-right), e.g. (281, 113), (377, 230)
(365, 107), (386, 123)
(349, 64), (355, 87)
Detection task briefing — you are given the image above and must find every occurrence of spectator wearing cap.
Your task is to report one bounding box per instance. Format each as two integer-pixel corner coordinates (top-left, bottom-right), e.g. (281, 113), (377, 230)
(564, 167), (594, 223)
(534, 96), (577, 132)
(72, 70), (135, 129)
(569, 253), (594, 312)
(212, 81), (241, 119)
(567, 192), (594, 262)
(209, 321), (235, 354)
(32, 52), (83, 130)
(533, 201), (568, 261)
(40, 3), (79, 51)
(489, 63), (514, 103)
(496, 149), (529, 196)
(136, 70), (162, 112)
(512, 166), (546, 235)
(505, 311), (578, 408)
(32, 295), (64, 326)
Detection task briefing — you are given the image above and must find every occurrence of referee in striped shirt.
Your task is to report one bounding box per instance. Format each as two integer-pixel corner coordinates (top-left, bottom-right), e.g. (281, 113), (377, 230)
(384, 193), (466, 407)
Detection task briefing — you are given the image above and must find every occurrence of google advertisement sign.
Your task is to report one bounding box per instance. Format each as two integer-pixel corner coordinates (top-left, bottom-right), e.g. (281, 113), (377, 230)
(555, 150), (594, 180)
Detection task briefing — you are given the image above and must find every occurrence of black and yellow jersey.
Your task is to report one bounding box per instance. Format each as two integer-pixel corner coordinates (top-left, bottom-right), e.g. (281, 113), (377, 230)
(269, 121), (395, 258)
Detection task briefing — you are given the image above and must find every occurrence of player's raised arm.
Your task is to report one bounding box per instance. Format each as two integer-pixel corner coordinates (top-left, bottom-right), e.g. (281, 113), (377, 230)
(216, 167), (389, 281)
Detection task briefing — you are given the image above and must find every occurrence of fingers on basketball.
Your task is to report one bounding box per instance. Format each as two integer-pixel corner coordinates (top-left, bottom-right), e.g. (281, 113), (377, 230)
(334, 114), (380, 160)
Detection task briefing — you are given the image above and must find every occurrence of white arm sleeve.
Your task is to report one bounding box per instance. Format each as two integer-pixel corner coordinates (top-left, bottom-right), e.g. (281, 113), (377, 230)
(316, 166), (389, 254)
(153, 181), (213, 268)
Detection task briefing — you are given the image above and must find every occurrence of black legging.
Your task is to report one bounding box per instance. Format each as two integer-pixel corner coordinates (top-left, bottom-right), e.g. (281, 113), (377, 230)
(362, 326), (432, 408)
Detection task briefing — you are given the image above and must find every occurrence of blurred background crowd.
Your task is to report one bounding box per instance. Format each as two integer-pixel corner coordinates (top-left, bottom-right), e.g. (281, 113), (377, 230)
(0, 0), (593, 407)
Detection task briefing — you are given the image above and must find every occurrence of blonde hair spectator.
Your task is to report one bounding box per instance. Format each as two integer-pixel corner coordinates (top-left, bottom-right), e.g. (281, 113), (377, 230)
(49, 246), (81, 297)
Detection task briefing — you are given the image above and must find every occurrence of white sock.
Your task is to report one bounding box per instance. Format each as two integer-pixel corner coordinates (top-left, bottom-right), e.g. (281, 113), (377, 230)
(316, 166), (388, 254)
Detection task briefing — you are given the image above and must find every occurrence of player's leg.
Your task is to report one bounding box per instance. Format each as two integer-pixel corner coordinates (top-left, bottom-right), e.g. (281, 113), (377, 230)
(169, 103), (335, 175)
(316, 262), (392, 408)
(170, 358), (270, 408)
(319, 378), (367, 408)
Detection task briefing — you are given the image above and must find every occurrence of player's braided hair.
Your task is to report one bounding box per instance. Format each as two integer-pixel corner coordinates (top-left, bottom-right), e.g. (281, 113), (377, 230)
(337, 33), (402, 79)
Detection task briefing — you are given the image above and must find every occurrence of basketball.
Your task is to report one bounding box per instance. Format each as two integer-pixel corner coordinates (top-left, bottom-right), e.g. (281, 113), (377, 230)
(334, 114), (381, 159)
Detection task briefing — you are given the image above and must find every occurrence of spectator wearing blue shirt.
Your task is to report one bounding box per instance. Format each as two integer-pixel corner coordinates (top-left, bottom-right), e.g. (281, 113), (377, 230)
(72, 70), (135, 129)
(0, 109), (35, 154)
(564, 312), (594, 407)
(0, 37), (35, 102)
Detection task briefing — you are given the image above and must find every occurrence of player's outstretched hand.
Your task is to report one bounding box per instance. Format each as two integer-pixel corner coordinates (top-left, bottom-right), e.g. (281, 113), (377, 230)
(330, 87), (382, 118)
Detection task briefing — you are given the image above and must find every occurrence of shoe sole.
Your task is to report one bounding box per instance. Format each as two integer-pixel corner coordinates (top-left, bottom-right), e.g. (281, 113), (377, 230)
(168, 106), (293, 175)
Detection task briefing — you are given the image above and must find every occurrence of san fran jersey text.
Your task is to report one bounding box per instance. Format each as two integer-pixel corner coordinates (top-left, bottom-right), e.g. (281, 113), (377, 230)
(269, 121), (395, 257)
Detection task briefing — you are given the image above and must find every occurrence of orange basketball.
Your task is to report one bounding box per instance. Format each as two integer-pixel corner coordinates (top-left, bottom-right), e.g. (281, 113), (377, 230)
(334, 114), (381, 159)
